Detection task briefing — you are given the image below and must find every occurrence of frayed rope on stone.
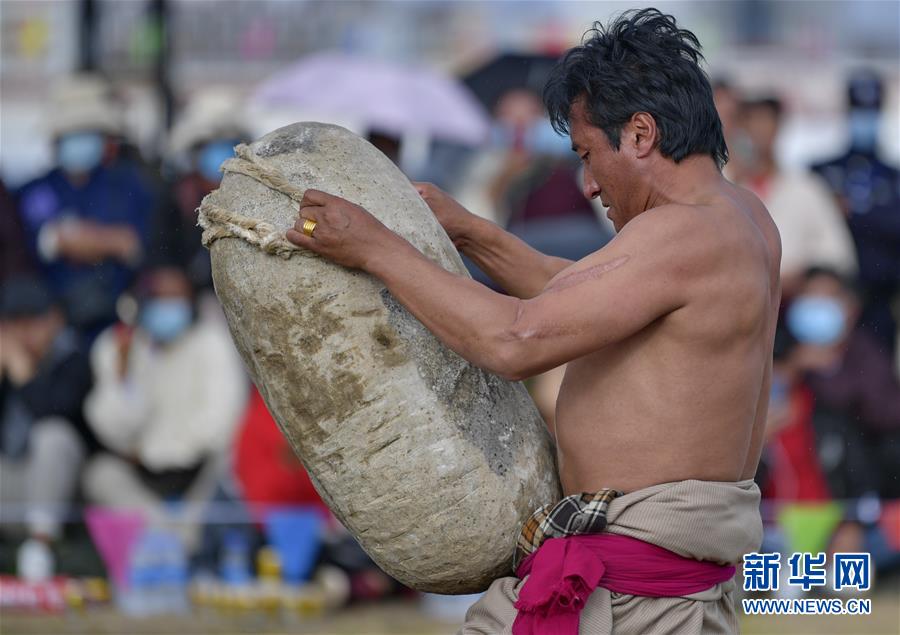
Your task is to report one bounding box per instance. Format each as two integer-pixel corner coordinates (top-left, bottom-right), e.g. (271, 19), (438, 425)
(197, 143), (313, 259)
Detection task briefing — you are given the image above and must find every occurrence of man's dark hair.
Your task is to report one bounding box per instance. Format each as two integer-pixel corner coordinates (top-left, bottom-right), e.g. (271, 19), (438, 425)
(543, 8), (728, 168)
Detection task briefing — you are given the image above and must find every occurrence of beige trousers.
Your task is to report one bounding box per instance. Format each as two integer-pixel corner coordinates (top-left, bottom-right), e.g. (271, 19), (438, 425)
(458, 479), (762, 635)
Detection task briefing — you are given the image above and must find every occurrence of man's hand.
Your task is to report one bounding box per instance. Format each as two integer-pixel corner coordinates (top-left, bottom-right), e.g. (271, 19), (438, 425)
(413, 182), (476, 247)
(285, 189), (398, 270)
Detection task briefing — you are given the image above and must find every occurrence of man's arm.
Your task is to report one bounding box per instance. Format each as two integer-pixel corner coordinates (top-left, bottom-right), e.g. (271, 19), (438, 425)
(456, 214), (573, 298)
(415, 183), (571, 298)
(362, 206), (701, 380)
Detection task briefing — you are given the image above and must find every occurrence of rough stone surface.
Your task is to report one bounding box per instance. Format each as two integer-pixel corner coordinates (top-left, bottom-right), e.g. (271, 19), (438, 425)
(206, 122), (561, 593)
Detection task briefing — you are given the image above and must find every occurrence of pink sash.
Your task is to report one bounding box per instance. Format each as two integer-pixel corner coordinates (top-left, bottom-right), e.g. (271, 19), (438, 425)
(512, 533), (736, 635)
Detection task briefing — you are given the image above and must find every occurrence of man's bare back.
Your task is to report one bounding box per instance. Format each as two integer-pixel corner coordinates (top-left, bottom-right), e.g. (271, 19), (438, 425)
(549, 180), (780, 494)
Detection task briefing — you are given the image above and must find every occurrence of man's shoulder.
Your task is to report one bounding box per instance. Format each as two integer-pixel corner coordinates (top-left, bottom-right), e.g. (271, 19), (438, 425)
(629, 196), (776, 279)
(622, 203), (705, 238)
(620, 203), (720, 256)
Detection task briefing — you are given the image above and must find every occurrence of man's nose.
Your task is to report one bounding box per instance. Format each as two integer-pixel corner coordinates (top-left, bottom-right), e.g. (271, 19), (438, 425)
(582, 170), (601, 200)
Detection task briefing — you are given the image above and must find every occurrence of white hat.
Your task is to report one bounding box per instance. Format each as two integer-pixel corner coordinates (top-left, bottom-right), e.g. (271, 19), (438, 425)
(47, 74), (124, 138)
(167, 87), (248, 158)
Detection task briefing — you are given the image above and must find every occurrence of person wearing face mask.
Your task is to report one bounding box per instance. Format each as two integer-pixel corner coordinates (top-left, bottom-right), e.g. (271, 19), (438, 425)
(15, 75), (156, 340)
(736, 97), (858, 297)
(812, 70), (900, 356)
(785, 267), (900, 575)
(81, 264), (248, 549)
(787, 267), (900, 499)
(152, 88), (249, 303)
(452, 88), (612, 294)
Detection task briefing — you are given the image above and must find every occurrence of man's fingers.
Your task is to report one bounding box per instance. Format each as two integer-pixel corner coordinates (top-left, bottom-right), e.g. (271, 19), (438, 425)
(293, 211), (322, 235)
(297, 204), (321, 221)
(286, 228), (316, 249)
(301, 188), (335, 207)
(412, 181), (435, 197)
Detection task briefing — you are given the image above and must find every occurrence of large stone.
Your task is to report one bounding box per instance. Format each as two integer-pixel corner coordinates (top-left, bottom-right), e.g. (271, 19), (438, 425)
(204, 122), (560, 593)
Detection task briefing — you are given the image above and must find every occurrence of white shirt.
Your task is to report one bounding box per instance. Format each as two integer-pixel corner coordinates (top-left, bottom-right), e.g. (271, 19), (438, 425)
(753, 171), (858, 278)
(85, 320), (248, 471)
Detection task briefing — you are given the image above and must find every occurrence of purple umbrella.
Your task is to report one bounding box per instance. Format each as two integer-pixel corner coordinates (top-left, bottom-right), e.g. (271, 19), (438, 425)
(251, 52), (490, 146)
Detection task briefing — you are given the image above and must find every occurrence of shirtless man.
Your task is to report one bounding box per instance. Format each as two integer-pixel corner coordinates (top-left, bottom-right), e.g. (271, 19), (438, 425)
(287, 9), (779, 633)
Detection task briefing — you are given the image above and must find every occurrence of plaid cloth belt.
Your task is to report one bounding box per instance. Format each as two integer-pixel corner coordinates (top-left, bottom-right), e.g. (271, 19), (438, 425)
(513, 488), (622, 572)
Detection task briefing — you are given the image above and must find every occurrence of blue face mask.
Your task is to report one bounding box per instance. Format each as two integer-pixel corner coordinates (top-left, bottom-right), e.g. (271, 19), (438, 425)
(848, 110), (880, 152)
(58, 132), (105, 175)
(140, 299), (192, 343)
(490, 120), (570, 157)
(489, 122), (519, 149)
(198, 140), (237, 182)
(787, 296), (847, 345)
(526, 119), (573, 157)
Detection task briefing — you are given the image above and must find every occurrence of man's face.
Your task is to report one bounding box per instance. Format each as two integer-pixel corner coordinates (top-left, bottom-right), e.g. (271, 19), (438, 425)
(568, 98), (634, 232)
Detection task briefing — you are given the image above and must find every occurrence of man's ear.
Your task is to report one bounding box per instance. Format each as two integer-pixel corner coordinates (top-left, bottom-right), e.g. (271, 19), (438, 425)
(627, 112), (658, 159)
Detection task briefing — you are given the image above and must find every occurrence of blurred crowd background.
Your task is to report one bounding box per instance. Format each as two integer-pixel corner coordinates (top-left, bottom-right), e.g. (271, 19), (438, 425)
(0, 0), (898, 629)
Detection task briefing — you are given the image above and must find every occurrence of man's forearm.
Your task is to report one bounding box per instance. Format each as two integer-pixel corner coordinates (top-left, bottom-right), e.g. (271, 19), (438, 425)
(456, 215), (572, 298)
(365, 233), (522, 378)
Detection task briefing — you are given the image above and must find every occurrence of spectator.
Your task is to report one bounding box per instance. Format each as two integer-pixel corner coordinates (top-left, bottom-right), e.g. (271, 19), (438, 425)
(455, 88), (611, 283)
(760, 275), (900, 575)
(738, 97), (858, 296)
(0, 180), (35, 281)
(757, 326), (832, 502)
(155, 88), (249, 298)
(787, 267), (900, 500)
(711, 78), (749, 182)
(812, 70), (900, 354)
(0, 275), (96, 581)
(15, 75), (155, 338)
(81, 265), (247, 549)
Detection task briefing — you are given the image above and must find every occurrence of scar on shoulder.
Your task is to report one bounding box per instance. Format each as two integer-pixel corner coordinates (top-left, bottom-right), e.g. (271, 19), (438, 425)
(544, 254), (631, 294)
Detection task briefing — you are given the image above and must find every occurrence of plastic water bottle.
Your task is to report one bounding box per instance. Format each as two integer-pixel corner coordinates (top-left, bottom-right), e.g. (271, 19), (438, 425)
(119, 529), (158, 616)
(119, 528), (188, 615)
(157, 530), (189, 614)
(220, 529), (252, 587)
(16, 538), (55, 583)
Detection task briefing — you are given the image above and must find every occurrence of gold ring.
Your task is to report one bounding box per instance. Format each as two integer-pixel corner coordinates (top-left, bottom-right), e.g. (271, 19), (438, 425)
(301, 218), (317, 237)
